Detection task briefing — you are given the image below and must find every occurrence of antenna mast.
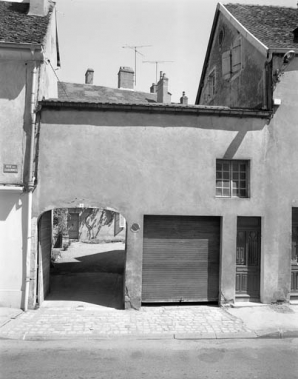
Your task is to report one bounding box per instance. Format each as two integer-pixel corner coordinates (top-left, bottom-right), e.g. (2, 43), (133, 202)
(122, 45), (152, 85)
(143, 60), (174, 83)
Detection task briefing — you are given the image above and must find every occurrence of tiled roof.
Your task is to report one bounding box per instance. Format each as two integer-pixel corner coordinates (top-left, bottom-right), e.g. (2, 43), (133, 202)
(225, 3), (298, 49)
(58, 82), (158, 104)
(0, 1), (53, 45)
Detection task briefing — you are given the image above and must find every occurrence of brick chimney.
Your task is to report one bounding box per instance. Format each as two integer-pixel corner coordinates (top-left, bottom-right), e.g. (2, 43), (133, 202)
(180, 91), (188, 105)
(85, 68), (94, 85)
(28, 0), (49, 16)
(157, 71), (171, 103)
(118, 67), (134, 89)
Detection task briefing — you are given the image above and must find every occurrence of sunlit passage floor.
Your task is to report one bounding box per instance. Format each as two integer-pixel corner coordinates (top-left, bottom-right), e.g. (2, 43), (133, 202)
(44, 242), (126, 309)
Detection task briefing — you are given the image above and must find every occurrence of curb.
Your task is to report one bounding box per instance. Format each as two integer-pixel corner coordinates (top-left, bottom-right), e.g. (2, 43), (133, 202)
(256, 329), (298, 339)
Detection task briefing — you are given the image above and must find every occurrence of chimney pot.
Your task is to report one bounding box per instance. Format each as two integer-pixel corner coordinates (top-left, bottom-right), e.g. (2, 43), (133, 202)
(85, 68), (94, 85)
(157, 73), (171, 104)
(180, 91), (188, 105)
(118, 66), (134, 89)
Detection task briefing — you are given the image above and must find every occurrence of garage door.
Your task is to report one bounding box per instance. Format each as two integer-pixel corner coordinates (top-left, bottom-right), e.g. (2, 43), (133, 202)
(142, 216), (220, 302)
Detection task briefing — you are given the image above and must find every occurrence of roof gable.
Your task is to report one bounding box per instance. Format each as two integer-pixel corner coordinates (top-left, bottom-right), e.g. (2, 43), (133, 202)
(224, 3), (298, 50)
(57, 82), (158, 104)
(0, 1), (54, 45)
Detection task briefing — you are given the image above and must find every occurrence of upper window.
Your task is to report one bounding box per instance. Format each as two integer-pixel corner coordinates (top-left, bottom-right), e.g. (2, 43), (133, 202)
(216, 160), (249, 198)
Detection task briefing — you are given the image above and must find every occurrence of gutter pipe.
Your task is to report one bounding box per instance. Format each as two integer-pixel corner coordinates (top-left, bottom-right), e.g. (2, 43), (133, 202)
(24, 52), (40, 312)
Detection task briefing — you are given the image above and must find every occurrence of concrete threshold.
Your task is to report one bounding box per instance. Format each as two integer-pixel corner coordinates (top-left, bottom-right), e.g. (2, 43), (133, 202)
(231, 302), (268, 308)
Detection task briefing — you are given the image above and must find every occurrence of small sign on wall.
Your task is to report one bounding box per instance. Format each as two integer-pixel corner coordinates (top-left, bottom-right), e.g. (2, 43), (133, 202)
(3, 164), (18, 173)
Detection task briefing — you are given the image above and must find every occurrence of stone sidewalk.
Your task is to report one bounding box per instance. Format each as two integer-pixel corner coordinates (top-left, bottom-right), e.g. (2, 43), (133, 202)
(0, 304), (254, 340)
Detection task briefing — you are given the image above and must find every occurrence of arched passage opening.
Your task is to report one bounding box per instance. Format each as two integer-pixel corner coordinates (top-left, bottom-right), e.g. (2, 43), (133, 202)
(36, 207), (126, 309)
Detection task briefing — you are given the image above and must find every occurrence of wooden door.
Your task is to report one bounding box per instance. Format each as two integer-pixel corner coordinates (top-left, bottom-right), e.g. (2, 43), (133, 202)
(236, 217), (261, 301)
(37, 211), (52, 305)
(68, 213), (79, 239)
(142, 216), (220, 303)
(291, 208), (298, 297)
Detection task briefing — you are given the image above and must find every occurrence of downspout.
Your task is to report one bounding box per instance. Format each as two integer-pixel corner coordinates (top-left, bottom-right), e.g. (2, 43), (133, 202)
(265, 51), (273, 110)
(24, 53), (38, 312)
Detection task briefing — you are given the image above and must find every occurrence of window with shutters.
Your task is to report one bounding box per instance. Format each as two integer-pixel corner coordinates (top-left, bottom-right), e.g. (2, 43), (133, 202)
(216, 159), (249, 198)
(221, 37), (242, 80)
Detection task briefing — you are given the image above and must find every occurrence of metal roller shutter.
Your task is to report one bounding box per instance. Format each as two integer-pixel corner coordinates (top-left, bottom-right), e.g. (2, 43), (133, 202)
(142, 216), (220, 302)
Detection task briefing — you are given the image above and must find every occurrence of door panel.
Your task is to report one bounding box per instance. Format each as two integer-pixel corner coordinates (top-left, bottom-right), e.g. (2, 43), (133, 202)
(236, 217), (261, 301)
(68, 213), (79, 239)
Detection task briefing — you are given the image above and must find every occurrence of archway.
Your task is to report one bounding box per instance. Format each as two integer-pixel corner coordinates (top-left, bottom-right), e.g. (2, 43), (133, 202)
(37, 207), (126, 309)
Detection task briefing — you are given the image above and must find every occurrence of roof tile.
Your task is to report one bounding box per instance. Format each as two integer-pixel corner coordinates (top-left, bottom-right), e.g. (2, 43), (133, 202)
(58, 82), (157, 104)
(224, 3), (298, 49)
(0, 1), (53, 45)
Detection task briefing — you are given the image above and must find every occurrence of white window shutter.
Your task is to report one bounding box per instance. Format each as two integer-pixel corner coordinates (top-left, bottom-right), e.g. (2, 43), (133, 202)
(232, 38), (242, 72)
(222, 50), (231, 79)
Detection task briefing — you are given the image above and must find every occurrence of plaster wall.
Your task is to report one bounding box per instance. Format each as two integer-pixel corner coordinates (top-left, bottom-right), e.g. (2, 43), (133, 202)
(261, 62), (298, 301)
(200, 13), (266, 108)
(0, 190), (28, 308)
(33, 108), (277, 308)
(0, 60), (27, 185)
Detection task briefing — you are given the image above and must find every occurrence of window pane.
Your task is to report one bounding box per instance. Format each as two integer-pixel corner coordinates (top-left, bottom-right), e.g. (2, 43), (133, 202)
(216, 163), (222, 171)
(240, 173), (246, 179)
(240, 164), (246, 171)
(216, 172), (222, 179)
(223, 180), (229, 188)
(216, 188), (222, 196)
(223, 172), (229, 180)
(223, 163), (229, 171)
(232, 181), (238, 189)
(240, 189), (247, 197)
(223, 188), (230, 196)
(233, 172), (239, 180)
(233, 162), (239, 170)
(240, 180), (246, 188)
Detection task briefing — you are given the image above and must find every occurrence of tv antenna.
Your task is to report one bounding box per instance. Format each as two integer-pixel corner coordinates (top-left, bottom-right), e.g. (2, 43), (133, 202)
(143, 60), (174, 83)
(122, 45), (152, 85)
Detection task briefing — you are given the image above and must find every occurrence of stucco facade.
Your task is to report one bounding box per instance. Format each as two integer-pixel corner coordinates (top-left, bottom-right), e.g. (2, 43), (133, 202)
(31, 104), (293, 309)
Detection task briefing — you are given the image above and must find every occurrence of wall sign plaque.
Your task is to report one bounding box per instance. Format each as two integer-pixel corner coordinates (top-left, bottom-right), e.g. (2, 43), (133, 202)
(3, 164), (18, 173)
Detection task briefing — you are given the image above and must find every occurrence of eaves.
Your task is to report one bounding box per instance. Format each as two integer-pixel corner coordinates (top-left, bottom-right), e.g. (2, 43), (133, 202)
(39, 100), (272, 119)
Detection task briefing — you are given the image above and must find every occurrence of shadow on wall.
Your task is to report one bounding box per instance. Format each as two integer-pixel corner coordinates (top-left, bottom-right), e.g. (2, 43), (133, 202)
(41, 108), (269, 132)
(0, 61), (26, 100)
(52, 249), (126, 275)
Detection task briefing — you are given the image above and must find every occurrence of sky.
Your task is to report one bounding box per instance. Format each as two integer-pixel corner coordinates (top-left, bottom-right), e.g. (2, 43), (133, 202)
(56, 0), (297, 104)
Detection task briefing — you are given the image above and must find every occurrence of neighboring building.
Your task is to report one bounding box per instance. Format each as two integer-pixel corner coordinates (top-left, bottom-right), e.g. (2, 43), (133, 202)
(0, 0), (59, 308)
(67, 208), (126, 243)
(196, 3), (298, 302)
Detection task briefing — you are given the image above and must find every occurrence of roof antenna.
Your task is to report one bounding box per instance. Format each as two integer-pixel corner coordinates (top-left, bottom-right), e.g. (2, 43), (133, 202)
(143, 60), (174, 83)
(122, 45), (152, 86)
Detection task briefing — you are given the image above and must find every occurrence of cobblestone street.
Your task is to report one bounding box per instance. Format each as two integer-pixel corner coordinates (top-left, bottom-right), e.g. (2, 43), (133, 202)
(0, 304), (252, 340)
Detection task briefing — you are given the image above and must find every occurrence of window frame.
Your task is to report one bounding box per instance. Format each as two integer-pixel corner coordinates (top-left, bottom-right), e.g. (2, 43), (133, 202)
(216, 159), (250, 198)
(205, 67), (216, 101)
